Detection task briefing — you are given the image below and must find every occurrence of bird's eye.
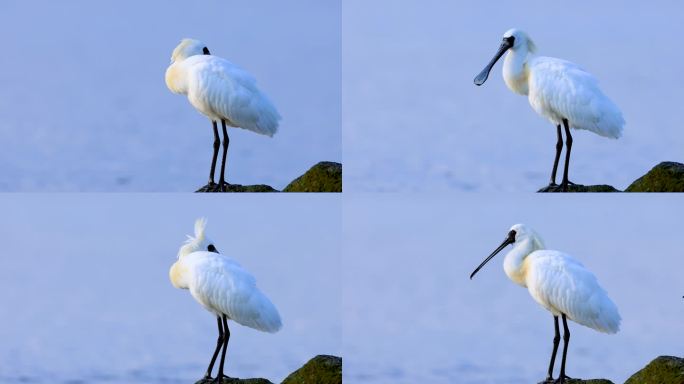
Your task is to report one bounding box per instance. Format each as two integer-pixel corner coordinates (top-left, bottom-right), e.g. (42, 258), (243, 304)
(508, 230), (517, 240)
(505, 36), (515, 45)
(207, 244), (217, 253)
(203, 47), (210, 55)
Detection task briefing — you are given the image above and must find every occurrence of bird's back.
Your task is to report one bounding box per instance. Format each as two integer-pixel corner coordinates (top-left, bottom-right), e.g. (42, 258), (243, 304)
(525, 250), (620, 333)
(181, 55), (280, 137)
(182, 251), (283, 333)
(527, 56), (624, 139)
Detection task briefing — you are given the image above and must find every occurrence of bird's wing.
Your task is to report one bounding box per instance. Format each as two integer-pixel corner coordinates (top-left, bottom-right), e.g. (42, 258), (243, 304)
(187, 56), (281, 137)
(186, 252), (282, 333)
(528, 56), (624, 138)
(526, 250), (621, 333)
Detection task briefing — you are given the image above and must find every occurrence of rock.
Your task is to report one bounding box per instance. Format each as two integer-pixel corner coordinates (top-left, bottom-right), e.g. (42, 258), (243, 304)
(538, 184), (620, 193)
(625, 355), (684, 384)
(555, 379), (614, 384)
(195, 377), (273, 384)
(281, 355), (342, 384)
(625, 162), (684, 192)
(196, 183), (279, 193)
(283, 162), (342, 192)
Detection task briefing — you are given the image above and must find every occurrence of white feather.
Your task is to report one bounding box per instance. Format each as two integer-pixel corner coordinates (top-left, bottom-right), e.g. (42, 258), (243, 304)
(170, 219), (282, 333)
(165, 39), (280, 137)
(502, 223), (621, 334)
(525, 250), (620, 333)
(180, 251), (282, 333)
(500, 29), (624, 139)
(527, 57), (624, 138)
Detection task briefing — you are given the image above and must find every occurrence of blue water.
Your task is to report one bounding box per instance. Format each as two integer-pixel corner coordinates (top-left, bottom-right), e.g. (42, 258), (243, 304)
(343, 194), (684, 383)
(0, 194), (342, 383)
(0, 0), (340, 191)
(343, 0), (684, 192)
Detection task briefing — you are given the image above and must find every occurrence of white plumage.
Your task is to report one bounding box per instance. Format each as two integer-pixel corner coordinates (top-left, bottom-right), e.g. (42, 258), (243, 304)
(166, 38), (280, 137)
(170, 218), (281, 382)
(474, 29), (625, 190)
(165, 39), (281, 189)
(170, 218), (282, 333)
(174, 251), (282, 333)
(525, 57), (624, 139)
(471, 223), (620, 382)
(520, 250), (620, 334)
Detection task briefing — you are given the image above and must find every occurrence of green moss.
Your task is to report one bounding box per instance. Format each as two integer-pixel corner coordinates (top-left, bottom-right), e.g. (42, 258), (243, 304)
(283, 162), (342, 192)
(626, 162), (684, 192)
(281, 355), (342, 384)
(537, 184), (620, 193)
(563, 379), (614, 384)
(625, 356), (684, 384)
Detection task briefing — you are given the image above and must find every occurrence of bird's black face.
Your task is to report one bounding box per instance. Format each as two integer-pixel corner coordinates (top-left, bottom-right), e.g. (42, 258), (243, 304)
(203, 47), (211, 55)
(473, 35), (515, 86)
(207, 244), (219, 253)
(469, 229), (517, 279)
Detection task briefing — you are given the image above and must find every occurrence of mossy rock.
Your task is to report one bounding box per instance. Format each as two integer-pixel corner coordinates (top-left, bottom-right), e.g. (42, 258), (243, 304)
(538, 184), (620, 193)
(625, 355), (684, 384)
(625, 162), (684, 192)
(283, 162), (342, 192)
(195, 376), (273, 384)
(281, 355), (342, 384)
(560, 379), (614, 384)
(196, 183), (279, 193)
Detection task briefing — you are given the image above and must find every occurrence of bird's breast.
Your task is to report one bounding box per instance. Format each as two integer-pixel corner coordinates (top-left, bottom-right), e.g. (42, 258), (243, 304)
(503, 68), (529, 96)
(169, 262), (189, 289)
(165, 64), (187, 95)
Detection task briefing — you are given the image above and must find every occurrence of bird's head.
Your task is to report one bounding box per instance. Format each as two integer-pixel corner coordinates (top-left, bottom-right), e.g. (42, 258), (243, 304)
(474, 28), (536, 86)
(501, 29), (536, 53)
(177, 218), (220, 259)
(470, 223), (544, 279)
(170, 38), (211, 63)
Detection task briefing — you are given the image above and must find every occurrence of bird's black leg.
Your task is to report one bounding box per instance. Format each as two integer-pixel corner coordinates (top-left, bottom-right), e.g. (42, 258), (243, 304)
(215, 314), (230, 384)
(549, 124), (563, 186)
(218, 120), (230, 191)
(541, 316), (561, 383)
(556, 314), (572, 384)
(203, 316), (224, 379)
(560, 119), (573, 192)
(208, 121), (220, 185)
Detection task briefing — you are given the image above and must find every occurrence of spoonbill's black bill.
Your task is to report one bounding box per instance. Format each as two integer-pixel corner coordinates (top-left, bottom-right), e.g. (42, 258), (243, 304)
(473, 29), (625, 192)
(473, 37), (514, 86)
(165, 39), (281, 191)
(470, 224), (620, 384)
(170, 218), (282, 383)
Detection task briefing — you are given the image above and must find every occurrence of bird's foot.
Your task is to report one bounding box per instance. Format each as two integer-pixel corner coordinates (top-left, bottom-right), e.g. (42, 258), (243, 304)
(197, 181), (219, 193)
(217, 180), (231, 192)
(559, 180), (576, 192)
(538, 377), (555, 384)
(554, 374), (572, 384)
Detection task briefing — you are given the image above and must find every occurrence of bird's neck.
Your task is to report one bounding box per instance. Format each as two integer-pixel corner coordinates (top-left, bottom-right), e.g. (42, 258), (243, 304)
(165, 62), (188, 95)
(503, 238), (538, 287)
(503, 47), (531, 95)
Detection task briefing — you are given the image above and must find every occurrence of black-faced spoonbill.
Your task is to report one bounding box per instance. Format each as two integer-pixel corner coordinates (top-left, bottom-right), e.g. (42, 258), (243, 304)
(166, 39), (281, 191)
(470, 224), (620, 383)
(474, 29), (625, 192)
(170, 219), (282, 383)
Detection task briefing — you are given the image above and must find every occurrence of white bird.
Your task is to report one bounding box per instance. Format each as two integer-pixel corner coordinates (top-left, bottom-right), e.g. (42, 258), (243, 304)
(170, 218), (282, 383)
(474, 29), (625, 192)
(165, 39), (281, 191)
(470, 224), (620, 384)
